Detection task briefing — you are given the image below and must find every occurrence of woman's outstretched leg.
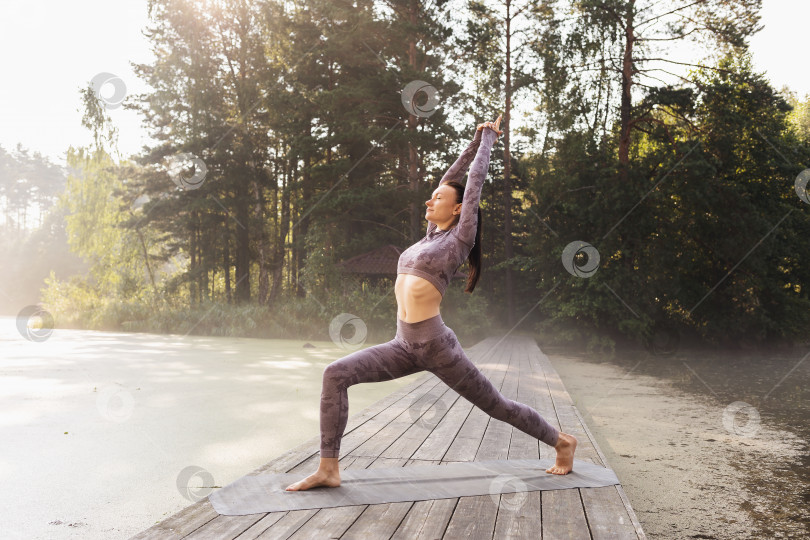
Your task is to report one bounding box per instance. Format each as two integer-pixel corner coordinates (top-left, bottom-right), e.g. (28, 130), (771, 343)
(286, 338), (421, 491)
(426, 329), (578, 474)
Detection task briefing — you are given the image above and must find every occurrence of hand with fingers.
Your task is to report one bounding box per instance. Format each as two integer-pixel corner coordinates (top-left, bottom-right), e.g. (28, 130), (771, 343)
(476, 114), (503, 139)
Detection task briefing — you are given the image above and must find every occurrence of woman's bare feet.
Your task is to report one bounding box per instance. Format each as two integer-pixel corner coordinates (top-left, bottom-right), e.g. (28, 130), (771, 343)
(285, 457), (341, 491)
(546, 432), (578, 475)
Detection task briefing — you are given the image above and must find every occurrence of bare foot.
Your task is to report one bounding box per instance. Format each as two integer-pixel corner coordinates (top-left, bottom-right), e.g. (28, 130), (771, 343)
(546, 432), (577, 475)
(285, 466), (341, 491)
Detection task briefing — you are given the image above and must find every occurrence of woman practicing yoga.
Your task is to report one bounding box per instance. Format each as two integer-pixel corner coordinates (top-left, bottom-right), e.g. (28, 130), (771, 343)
(286, 114), (577, 491)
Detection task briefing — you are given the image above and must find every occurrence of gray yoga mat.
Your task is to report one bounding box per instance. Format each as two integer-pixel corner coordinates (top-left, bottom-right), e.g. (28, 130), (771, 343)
(208, 458), (620, 515)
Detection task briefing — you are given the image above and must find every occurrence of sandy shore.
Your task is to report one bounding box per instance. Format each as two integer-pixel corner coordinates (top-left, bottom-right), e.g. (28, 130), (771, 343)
(545, 346), (808, 540)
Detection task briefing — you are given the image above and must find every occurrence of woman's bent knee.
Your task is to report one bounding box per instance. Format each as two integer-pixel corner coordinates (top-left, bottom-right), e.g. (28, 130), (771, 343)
(322, 361), (351, 389)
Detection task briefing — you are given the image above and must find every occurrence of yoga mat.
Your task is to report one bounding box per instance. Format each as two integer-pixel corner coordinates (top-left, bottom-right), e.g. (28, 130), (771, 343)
(208, 458), (620, 515)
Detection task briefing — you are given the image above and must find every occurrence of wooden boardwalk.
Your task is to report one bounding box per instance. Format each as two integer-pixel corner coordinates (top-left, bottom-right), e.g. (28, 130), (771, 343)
(131, 334), (646, 539)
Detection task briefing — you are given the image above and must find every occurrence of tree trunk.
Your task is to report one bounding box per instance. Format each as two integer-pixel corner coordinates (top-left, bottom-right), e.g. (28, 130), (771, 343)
(235, 174), (251, 303)
(296, 127), (312, 299)
(190, 211), (198, 303)
(269, 146), (290, 305)
(407, 0), (421, 241)
(254, 164), (270, 305)
(224, 237), (231, 303)
(200, 221), (209, 302)
(131, 209), (157, 298)
(503, 0), (515, 326)
(618, 0), (636, 178)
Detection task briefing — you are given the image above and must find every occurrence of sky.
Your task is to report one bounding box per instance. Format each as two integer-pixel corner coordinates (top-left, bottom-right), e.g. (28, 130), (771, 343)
(0, 0), (808, 167)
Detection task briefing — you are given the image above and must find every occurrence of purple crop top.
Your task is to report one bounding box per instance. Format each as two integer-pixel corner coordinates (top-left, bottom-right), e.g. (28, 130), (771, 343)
(397, 126), (498, 296)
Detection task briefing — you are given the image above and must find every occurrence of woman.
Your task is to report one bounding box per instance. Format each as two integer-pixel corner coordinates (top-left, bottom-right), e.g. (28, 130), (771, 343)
(286, 115), (577, 491)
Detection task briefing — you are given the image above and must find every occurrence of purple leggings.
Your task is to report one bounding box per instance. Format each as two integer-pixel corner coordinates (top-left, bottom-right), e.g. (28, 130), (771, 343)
(319, 313), (560, 458)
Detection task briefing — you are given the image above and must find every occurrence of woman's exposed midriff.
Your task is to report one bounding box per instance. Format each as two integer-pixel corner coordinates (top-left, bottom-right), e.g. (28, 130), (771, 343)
(395, 273), (442, 323)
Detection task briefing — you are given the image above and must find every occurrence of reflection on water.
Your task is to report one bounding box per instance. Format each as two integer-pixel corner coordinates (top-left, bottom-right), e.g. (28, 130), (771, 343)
(546, 344), (810, 539)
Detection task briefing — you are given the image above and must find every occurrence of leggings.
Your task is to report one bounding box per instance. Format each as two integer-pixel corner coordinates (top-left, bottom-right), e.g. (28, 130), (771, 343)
(319, 313), (560, 458)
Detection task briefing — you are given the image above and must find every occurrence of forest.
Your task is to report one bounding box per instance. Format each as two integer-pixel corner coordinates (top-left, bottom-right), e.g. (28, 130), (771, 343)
(1, 0), (809, 353)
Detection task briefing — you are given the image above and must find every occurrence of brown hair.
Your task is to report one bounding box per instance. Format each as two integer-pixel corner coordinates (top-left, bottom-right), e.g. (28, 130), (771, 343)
(443, 180), (482, 293)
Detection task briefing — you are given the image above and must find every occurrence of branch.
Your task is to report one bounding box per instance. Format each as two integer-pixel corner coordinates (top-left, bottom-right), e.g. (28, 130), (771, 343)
(634, 80), (666, 90)
(635, 66), (708, 92)
(636, 0), (707, 29)
(634, 57), (735, 74)
(509, 2), (534, 22)
(663, 106), (700, 133)
(635, 0), (672, 17)
(637, 27), (701, 42)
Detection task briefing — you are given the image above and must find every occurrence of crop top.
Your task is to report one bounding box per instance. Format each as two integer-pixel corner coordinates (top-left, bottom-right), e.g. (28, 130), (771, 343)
(397, 126), (498, 296)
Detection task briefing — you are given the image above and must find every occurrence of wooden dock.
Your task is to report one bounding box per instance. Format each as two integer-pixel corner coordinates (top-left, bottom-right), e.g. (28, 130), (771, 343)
(131, 334), (646, 539)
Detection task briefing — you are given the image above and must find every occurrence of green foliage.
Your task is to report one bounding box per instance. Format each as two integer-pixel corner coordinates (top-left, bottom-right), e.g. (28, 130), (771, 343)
(9, 0), (809, 354)
(783, 89), (810, 144)
(520, 49), (810, 350)
(58, 147), (147, 297)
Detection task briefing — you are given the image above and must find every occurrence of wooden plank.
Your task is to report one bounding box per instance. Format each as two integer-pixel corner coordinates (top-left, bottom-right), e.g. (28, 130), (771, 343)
(408, 391), (471, 461)
(572, 404), (647, 540)
(411, 336), (517, 539)
(507, 336), (542, 459)
(542, 488), (590, 540)
(347, 378), (452, 458)
(532, 341), (645, 540)
(532, 347), (600, 465)
(389, 479), (458, 540)
(235, 509), (319, 540)
(494, 336), (544, 539)
(128, 500), (220, 540)
(441, 337), (518, 539)
(519, 336), (559, 462)
(473, 338), (521, 462)
(339, 457), (416, 538)
(581, 486), (641, 540)
(414, 335), (517, 463)
(442, 337), (514, 463)
(346, 334), (517, 539)
(182, 513), (265, 540)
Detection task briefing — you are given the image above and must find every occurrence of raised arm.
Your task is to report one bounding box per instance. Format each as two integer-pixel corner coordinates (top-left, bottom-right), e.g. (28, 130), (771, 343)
(438, 127), (484, 187)
(426, 128), (485, 235)
(455, 127), (498, 247)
